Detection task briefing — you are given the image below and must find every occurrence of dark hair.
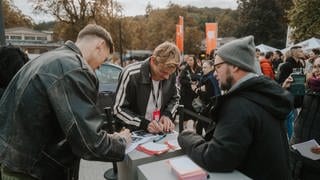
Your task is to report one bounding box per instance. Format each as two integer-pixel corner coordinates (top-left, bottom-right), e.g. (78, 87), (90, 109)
(290, 46), (302, 50)
(312, 48), (320, 55)
(78, 24), (114, 53)
(0, 45), (29, 88)
(275, 50), (282, 56)
(265, 51), (273, 59)
(256, 48), (261, 52)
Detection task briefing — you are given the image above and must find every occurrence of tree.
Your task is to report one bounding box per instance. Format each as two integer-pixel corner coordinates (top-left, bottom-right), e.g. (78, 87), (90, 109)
(216, 9), (239, 37)
(236, 0), (287, 48)
(31, 0), (123, 42)
(287, 0), (320, 42)
(3, 0), (33, 28)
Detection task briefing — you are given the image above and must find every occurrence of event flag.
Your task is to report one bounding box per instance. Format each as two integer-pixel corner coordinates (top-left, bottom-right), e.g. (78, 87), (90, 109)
(176, 16), (184, 53)
(205, 23), (218, 55)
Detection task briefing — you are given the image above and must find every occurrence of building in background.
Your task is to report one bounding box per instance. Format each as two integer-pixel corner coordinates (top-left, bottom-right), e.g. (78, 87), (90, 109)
(5, 27), (62, 59)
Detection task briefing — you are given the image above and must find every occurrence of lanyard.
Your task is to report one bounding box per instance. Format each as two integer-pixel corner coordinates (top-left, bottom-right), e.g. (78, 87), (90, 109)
(151, 81), (161, 109)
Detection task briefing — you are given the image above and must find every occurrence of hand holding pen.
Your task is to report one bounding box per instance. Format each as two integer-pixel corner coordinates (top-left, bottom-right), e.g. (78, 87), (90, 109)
(147, 120), (164, 134)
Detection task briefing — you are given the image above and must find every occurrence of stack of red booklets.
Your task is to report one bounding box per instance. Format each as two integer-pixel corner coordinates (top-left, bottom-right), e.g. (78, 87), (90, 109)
(168, 156), (207, 180)
(136, 142), (170, 155)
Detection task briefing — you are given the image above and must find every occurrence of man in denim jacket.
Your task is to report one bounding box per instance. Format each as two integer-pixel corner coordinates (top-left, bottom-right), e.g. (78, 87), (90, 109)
(0, 24), (131, 180)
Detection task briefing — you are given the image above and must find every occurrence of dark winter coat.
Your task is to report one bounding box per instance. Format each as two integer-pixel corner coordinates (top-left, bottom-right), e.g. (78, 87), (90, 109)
(178, 76), (293, 180)
(290, 89), (320, 179)
(179, 65), (201, 119)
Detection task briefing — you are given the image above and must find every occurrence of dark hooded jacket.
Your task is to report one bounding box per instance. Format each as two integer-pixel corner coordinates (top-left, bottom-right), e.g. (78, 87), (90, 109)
(0, 41), (126, 180)
(178, 75), (293, 180)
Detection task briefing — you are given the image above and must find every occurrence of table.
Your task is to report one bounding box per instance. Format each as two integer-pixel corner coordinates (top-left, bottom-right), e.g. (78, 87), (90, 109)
(137, 155), (252, 180)
(118, 133), (184, 180)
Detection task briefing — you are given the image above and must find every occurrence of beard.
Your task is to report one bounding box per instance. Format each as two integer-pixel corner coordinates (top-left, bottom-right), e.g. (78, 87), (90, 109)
(220, 68), (234, 91)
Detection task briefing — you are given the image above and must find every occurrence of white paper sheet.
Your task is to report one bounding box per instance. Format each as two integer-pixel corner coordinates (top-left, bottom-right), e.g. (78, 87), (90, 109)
(292, 139), (320, 160)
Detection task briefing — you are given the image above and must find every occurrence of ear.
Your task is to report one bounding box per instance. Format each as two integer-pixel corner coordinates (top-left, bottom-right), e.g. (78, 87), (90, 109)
(96, 39), (105, 50)
(150, 56), (157, 65)
(230, 65), (239, 73)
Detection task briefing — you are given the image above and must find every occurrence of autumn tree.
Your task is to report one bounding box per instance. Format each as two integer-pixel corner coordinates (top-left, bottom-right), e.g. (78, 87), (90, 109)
(31, 0), (123, 43)
(287, 0), (320, 42)
(236, 0), (287, 48)
(3, 0), (33, 28)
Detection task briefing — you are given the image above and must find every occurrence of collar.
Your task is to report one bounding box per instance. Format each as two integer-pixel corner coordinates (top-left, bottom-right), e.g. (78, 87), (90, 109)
(64, 40), (83, 57)
(140, 58), (152, 84)
(228, 73), (258, 93)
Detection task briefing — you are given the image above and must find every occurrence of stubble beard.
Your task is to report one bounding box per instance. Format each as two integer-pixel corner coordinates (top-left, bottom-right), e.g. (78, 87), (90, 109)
(220, 69), (233, 91)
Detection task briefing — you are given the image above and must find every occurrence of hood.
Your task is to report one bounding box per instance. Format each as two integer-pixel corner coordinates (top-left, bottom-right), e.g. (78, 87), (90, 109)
(227, 76), (294, 121)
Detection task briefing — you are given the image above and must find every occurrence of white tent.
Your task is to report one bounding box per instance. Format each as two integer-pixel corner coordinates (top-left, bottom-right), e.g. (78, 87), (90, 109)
(295, 37), (320, 51)
(282, 37), (320, 53)
(256, 44), (278, 53)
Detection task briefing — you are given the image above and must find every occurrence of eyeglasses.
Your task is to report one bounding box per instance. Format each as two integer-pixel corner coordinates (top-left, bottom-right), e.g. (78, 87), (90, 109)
(157, 62), (178, 73)
(313, 64), (320, 69)
(213, 61), (226, 71)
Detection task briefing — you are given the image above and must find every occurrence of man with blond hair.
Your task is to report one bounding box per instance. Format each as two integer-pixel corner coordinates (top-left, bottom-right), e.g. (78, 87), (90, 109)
(0, 24), (131, 180)
(113, 42), (180, 134)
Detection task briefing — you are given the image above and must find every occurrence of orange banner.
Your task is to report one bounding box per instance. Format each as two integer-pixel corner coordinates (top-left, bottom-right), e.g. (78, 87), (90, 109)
(205, 23), (218, 55)
(179, 16), (183, 26)
(176, 16), (184, 53)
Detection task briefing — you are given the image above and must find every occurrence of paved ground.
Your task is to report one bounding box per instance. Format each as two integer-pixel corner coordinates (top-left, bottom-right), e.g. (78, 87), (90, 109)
(79, 159), (113, 180)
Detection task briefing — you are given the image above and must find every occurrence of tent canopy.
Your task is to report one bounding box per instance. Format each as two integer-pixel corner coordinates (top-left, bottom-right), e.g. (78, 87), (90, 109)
(256, 44), (278, 53)
(282, 37), (320, 53)
(296, 37), (320, 51)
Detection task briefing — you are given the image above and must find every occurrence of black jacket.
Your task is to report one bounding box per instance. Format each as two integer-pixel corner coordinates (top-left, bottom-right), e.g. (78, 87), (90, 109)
(178, 76), (293, 180)
(290, 89), (320, 176)
(179, 65), (201, 116)
(113, 58), (180, 130)
(278, 57), (304, 84)
(0, 41), (126, 179)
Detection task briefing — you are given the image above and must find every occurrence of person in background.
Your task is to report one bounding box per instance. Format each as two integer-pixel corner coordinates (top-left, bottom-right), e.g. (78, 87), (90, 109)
(305, 48), (320, 74)
(179, 55), (202, 127)
(0, 24), (131, 180)
(283, 57), (320, 180)
(278, 46), (305, 108)
(278, 46), (305, 85)
(178, 36), (293, 180)
(193, 60), (220, 134)
(254, 48), (263, 75)
(260, 51), (275, 79)
(272, 50), (283, 73)
(113, 42), (180, 134)
(0, 45), (29, 98)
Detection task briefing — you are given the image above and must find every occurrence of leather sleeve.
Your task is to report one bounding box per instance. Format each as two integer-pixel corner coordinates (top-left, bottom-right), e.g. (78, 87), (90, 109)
(47, 69), (126, 161)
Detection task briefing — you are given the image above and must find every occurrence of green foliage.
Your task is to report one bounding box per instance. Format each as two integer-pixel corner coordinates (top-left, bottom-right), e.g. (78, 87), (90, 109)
(288, 0), (320, 42)
(236, 0), (288, 48)
(34, 21), (55, 31)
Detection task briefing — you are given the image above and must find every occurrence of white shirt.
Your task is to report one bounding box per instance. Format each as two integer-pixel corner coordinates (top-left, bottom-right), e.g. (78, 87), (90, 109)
(145, 80), (162, 121)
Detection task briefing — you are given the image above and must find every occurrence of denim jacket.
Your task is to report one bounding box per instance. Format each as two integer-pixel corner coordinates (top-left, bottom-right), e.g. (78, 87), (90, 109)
(0, 41), (126, 179)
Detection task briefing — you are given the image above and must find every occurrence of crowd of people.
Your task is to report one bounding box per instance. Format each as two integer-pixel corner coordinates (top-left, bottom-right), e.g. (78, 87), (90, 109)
(0, 23), (319, 180)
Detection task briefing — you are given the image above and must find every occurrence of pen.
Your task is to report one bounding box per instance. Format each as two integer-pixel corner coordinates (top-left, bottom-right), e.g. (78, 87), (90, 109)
(153, 134), (167, 143)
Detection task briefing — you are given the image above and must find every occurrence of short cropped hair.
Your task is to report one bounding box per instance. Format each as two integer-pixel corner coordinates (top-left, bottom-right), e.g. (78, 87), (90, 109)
(152, 41), (180, 65)
(77, 24), (114, 53)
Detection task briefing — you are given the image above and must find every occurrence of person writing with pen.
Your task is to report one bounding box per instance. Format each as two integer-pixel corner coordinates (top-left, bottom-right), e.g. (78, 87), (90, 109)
(113, 42), (180, 134)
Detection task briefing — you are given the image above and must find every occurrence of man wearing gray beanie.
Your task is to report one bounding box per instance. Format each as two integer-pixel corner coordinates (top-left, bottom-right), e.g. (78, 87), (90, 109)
(178, 36), (293, 179)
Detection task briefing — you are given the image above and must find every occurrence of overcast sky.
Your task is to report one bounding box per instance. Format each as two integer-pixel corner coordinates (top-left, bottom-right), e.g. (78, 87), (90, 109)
(13, 0), (238, 23)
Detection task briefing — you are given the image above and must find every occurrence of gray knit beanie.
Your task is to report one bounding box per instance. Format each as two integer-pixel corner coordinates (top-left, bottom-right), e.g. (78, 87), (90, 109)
(216, 36), (256, 73)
